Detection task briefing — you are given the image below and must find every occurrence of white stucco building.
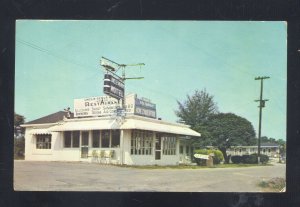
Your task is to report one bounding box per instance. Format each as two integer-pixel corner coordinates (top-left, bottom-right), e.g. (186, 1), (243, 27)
(22, 110), (200, 165)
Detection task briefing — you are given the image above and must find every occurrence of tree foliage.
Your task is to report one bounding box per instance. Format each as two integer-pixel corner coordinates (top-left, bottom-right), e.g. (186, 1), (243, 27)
(14, 113), (25, 126)
(175, 89), (218, 129)
(205, 113), (256, 163)
(14, 113), (25, 159)
(14, 137), (25, 159)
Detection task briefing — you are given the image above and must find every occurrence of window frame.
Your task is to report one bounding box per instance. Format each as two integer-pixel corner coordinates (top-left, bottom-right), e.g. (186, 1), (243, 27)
(101, 130), (110, 148)
(36, 134), (52, 149)
(162, 135), (177, 155)
(130, 130), (153, 155)
(92, 130), (101, 148)
(63, 131), (80, 148)
(111, 130), (120, 148)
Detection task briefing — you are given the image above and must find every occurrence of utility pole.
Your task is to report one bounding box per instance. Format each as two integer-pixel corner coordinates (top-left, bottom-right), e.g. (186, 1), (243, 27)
(255, 76), (270, 164)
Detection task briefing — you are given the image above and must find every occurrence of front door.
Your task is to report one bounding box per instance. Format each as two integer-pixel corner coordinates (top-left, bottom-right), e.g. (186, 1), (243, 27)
(155, 134), (162, 160)
(81, 131), (89, 158)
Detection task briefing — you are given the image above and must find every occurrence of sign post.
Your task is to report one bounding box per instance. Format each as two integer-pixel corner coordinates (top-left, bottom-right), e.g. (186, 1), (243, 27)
(100, 57), (145, 117)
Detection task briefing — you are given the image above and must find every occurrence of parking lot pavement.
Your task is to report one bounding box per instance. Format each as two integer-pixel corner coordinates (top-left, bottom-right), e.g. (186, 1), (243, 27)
(14, 161), (286, 192)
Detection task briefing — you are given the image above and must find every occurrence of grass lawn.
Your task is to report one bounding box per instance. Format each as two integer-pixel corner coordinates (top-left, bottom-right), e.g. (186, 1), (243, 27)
(258, 177), (286, 192)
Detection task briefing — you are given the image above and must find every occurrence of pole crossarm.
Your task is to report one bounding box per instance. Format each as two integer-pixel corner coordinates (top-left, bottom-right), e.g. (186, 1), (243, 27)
(255, 76), (270, 80)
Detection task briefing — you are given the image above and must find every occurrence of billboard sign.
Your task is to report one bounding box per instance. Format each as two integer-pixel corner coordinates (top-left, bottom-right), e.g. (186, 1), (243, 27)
(134, 96), (156, 119)
(103, 74), (124, 100)
(74, 94), (156, 119)
(74, 96), (122, 117)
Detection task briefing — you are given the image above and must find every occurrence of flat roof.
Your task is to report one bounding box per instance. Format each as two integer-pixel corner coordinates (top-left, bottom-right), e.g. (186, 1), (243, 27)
(23, 114), (201, 137)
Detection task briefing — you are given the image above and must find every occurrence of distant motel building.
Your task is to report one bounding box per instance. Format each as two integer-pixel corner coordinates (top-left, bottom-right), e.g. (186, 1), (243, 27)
(226, 143), (280, 158)
(21, 94), (200, 165)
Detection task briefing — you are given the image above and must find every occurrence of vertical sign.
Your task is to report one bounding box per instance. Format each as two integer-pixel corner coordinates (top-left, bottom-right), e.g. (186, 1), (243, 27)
(103, 74), (125, 100)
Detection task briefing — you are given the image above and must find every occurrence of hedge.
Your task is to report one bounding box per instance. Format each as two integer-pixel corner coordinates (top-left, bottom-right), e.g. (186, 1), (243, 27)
(230, 154), (269, 164)
(231, 155), (243, 164)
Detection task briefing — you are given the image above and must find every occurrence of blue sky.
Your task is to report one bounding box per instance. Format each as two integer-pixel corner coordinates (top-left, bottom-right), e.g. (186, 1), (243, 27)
(15, 20), (287, 140)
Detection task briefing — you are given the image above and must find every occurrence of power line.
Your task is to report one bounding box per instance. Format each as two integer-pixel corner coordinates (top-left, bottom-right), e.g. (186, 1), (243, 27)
(16, 38), (102, 75)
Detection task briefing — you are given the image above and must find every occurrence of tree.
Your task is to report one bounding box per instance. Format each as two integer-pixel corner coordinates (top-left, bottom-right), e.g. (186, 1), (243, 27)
(175, 89), (219, 147)
(14, 113), (25, 126)
(14, 136), (25, 159)
(14, 112), (25, 137)
(205, 113), (256, 163)
(175, 89), (218, 127)
(14, 113), (25, 159)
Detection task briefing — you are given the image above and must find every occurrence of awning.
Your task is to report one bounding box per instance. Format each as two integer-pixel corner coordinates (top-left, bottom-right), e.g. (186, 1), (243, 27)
(120, 119), (200, 137)
(51, 119), (119, 131)
(30, 128), (53, 135)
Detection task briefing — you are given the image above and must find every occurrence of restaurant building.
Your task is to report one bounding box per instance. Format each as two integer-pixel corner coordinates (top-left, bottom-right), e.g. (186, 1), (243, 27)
(21, 94), (201, 165)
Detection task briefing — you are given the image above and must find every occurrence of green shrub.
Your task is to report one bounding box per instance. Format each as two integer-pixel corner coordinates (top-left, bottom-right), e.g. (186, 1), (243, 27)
(242, 154), (257, 164)
(231, 155), (243, 164)
(249, 154), (258, 164)
(194, 149), (224, 165)
(242, 155), (250, 163)
(212, 150), (224, 164)
(231, 154), (269, 164)
(250, 153), (269, 164)
(261, 154), (269, 163)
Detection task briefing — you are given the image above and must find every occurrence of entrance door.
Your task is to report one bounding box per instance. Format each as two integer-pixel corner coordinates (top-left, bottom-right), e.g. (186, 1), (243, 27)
(155, 134), (162, 160)
(81, 131), (89, 158)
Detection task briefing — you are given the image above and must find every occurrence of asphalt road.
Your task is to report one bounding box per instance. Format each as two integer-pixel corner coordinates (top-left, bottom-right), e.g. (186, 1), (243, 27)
(14, 161), (285, 192)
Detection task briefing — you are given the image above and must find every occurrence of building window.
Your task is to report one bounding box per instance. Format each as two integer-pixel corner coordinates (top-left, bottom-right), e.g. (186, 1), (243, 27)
(179, 145), (183, 154)
(101, 130), (110, 148)
(64, 131), (71, 148)
(162, 135), (176, 155)
(73, 131), (80, 147)
(92, 130), (100, 148)
(111, 130), (120, 148)
(64, 131), (80, 148)
(36, 134), (52, 149)
(82, 131), (89, 146)
(131, 130), (153, 155)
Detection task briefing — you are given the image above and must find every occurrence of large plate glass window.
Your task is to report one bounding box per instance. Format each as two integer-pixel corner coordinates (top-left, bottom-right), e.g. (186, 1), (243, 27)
(63, 131), (80, 148)
(101, 130), (110, 148)
(111, 130), (120, 148)
(92, 130), (100, 148)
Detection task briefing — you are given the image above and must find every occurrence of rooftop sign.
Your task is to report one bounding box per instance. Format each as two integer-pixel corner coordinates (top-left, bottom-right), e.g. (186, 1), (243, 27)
(74, 96), (123, 117)
(74, 94), (156, 119)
